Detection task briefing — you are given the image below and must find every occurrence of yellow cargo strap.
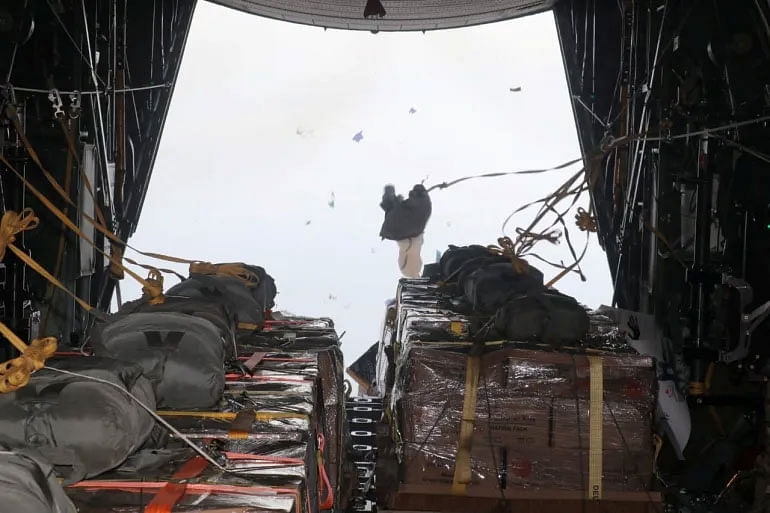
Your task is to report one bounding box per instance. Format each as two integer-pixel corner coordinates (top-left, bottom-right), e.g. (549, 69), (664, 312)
(0, 320), (57, 393)
(156, 410), (308, 421)
(0, 155), (165, 304)
(1, 111), (194, 285)
(588, 355), (603, 501)
(451, 354), (481, 495)
(189, 262), (261, 286)
(486, 236), (529, 274)
(652, 433), (663, 475)
(0, 209), (99, 316)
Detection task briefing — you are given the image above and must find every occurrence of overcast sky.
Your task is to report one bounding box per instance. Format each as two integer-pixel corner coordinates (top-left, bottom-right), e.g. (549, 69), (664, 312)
(119, 2), (613, 368)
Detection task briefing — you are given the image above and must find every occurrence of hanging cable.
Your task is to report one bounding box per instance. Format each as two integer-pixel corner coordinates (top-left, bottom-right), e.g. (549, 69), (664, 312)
(425, 158), (583, 193)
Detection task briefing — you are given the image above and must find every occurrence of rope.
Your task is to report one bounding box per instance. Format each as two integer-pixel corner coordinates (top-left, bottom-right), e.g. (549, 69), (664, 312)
(425, 157), (583, 193)
(0, 209), (101, 316)
(575, 207), (597, 232)
(0, 155), (165, 305)
(0, 322), (57, 393)
(486, 236), (530, 274)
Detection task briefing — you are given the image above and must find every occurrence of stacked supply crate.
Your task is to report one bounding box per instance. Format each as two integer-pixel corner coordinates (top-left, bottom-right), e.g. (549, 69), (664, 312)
(376, 278), (661, 513)
(63, 313), (349, 513)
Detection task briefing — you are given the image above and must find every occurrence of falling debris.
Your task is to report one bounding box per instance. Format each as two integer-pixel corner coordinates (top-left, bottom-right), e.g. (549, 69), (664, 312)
(305, 220), (312, 226)
(328, 192), (336, 209)
(296, 127), (314, 137)
(370, 248), (376, 254)
(328, 294), (337, 301)
(352, 131), (364, 143)
(509, 86), (522, 92)
(409, 107), (417, 114)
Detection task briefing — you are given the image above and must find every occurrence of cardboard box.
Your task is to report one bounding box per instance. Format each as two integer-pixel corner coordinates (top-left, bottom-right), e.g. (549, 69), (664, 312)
(551, 399), (653, 452)
(404, 347), (655, 404)
(401, 444), (654, 494)
(401, 443), (506, 495)
(506, 448), (654, 492)
(400, 396), (551, 448)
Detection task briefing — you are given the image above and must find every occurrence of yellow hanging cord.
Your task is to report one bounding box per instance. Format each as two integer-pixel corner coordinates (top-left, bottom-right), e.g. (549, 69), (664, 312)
(0, 321), (57, 394)
(1, 109), (187, 276)
(0, 155), (165, 304)
(3, 112), (251, 288)
(0, 209), (99, 315)
(0, 209), (60, 392)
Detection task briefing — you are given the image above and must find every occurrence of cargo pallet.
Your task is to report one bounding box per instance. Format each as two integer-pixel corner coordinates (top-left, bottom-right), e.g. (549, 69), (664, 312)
(379, 486), (661, 513)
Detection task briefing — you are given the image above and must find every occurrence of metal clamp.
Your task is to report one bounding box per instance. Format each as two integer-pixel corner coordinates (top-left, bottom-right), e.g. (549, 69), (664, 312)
(47, 89), (64, 119)
(68, 92), (81, 119)
(720, 275), (770, 363)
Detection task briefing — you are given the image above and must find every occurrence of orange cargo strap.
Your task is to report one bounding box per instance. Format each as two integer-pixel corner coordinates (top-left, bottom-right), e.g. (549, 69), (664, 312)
(451, 354), (481, 495)
(316, 433), (334, 510)
(70, 481), (302, 513)
(156, 410), (309, 422)
(144, 456), (209, 513)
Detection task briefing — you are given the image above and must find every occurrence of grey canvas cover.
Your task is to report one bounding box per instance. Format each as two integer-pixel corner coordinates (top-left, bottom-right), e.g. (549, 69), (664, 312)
(167, 270), (275, 327)
(0, 357), (155, 483)
(460, 261), (544, 314)
(0, 445), (77, 513)
(494, 291), (590, 345)
(113, 295), (237, 357)
(92, 312), (226, 408)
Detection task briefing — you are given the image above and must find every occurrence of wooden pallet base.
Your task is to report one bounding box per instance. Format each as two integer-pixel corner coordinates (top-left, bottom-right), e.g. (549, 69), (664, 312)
(385, 484), (662, 513)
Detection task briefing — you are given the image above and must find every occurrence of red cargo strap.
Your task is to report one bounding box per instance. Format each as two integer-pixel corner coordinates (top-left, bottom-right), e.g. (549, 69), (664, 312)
(316, 433), (334, 510)
(70, 481), (302, 513)
(144, 457), (209, 513)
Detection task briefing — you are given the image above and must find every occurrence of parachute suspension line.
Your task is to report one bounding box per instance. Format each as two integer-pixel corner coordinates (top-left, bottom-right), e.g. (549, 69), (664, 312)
(495, 167), (592, 287)
(425, 157), (583, 193)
